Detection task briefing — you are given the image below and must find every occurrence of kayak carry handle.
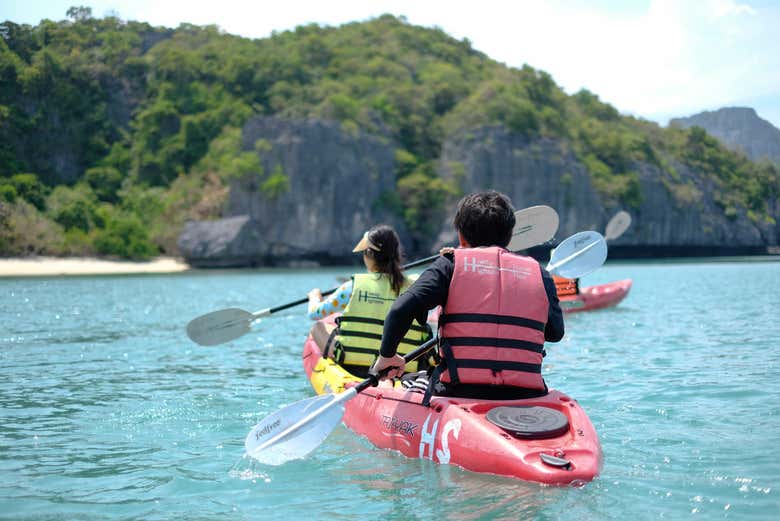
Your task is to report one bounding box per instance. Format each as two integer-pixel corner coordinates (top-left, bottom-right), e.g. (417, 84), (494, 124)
(540, 453), (572, 470)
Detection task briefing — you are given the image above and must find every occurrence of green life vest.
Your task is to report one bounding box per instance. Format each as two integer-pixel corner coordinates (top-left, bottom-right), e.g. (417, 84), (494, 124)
(335, 273), (430, 372)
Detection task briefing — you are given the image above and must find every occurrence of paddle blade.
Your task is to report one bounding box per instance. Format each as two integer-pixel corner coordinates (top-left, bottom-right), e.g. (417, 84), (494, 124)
(245, 393), (347, 465)
(547, 231), (607, 279)
(507, 205), (559, 252)
(186, 308), (254, 346)
(605, 211), (632, 241)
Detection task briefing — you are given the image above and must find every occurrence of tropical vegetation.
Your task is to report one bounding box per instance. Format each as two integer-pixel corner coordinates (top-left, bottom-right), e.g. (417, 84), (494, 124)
(1, 7), (777, 258)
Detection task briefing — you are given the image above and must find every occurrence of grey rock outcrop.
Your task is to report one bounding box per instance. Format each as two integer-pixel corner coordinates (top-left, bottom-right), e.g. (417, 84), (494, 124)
(179, 119), (780, 267)
(178, 215), (257, 268)
(437, 126), (778, 254)
(179, 117), (408, 267)
(437, 130), (604, 245)
(670, 107), (780, 164)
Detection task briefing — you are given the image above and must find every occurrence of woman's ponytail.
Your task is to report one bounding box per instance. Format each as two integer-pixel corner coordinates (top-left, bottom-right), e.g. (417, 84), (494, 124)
(364, 225), (405, 295)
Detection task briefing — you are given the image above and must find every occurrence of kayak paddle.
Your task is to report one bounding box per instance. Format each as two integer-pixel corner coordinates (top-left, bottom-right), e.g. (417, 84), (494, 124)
(244, 336), (438, 465)
(546, 231), (607, 279)
(185, 252), (436, 347)
(604, 211), (631, 241)
(506, 205), (559, 252)
(186, 205), (560, 346)
(244, 229), (608, 466)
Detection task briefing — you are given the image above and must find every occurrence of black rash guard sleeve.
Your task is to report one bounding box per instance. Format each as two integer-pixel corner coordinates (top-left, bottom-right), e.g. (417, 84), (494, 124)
(380, 255), (453, 358)
(541, 266), (565, 342)
(380, 254), (564, 357)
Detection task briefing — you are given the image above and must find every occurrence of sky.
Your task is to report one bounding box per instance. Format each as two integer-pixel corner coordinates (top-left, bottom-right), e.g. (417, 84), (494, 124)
(2, 0), (780, 129)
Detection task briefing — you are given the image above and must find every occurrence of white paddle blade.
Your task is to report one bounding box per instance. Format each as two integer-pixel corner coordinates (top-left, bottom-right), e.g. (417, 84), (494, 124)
(605, 211), (632, 241)
(186, 308), (254, 346)
(245, 393), (347, 465)
(507, 205), (559, 252)
(547, 231), (607, 279)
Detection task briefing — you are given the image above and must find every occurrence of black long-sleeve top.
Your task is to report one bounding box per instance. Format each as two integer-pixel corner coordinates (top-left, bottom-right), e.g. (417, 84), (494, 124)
(379, 254), (564, 358)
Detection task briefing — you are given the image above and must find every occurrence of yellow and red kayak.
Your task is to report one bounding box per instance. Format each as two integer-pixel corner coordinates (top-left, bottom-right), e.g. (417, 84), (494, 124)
(302, 316), (603, 485)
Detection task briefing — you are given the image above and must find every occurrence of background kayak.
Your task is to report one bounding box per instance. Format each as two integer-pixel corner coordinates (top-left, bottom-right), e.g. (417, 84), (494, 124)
(559, 279), (633, 313)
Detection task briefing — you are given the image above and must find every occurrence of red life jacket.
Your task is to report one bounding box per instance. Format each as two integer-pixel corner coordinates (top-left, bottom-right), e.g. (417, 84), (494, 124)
(438, 247), (549, 390)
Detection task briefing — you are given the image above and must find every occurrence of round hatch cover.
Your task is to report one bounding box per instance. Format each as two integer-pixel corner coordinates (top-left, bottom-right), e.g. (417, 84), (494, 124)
(486, 406), (569, 439)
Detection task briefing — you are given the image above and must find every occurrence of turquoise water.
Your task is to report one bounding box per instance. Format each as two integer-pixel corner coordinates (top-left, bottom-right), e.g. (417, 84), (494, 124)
(1, 260), (779, 520)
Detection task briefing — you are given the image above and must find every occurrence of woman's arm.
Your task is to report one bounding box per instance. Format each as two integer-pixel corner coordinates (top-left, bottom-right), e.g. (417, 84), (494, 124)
(307, 280), (353, 320)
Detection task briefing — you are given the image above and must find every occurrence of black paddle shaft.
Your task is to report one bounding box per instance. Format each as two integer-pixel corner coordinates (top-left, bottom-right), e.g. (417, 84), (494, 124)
(356, 336), (438, 393)
(269, 254), (439, 314)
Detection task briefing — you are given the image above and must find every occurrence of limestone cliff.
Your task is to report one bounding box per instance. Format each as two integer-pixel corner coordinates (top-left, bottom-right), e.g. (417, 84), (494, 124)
(178, 117), (408, 267)
(437, 127), (778, 257)
(179, 118), (780, 267)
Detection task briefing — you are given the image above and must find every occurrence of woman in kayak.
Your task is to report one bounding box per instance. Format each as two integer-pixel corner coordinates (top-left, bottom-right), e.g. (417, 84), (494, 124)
(372, 190), (564, 401)
(307, 224), (431, 378)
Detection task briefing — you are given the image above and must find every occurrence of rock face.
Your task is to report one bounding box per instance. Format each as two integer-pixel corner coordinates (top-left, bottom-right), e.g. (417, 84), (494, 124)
(179, 118), (780, 267)
(178, 215), (255, 268)
(437, 131), (604, 245)
(670, 107), (780, 164)
(178, 117), (408, 267)
(438, 127), (778, 257)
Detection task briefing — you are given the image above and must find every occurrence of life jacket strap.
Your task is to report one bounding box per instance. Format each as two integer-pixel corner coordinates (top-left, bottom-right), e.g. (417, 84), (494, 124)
(332, 341), (346, 365)
(339, 315), (428, 333)
(322, 327), (339, 359)
(422, 364), (444, 407)
(439, 338), (460, 385)
(439, 313), (545, 332)
(446, 336), (545, 354)
(451, 359), (542, 374)
(337, 316), (383, 326)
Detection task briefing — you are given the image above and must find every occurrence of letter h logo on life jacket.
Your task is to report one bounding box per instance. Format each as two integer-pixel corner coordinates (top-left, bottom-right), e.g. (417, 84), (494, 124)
(463, 257), (493, 275)
(358, 290), (382, 304)
(357, 290), (386, 304)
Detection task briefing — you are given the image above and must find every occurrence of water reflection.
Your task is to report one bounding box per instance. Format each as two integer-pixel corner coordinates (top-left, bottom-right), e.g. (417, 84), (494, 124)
(315, 430), (568, 520)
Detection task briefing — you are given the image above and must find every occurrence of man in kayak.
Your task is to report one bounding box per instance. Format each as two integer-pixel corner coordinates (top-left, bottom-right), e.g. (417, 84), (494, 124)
(371, 190), (564, 400)
(306, 224), (431, 378)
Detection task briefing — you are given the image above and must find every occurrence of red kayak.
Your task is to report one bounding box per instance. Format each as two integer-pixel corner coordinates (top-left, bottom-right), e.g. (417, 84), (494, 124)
(559, 279), (632, 313)
(302, 316), (603, 485)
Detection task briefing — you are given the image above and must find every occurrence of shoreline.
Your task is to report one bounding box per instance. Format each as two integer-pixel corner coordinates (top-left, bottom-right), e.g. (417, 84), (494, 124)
(0, 256), (190, 277)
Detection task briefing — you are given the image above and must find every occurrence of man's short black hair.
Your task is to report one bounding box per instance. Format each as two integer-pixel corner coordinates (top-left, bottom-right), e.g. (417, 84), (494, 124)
(453, 190), (516, 248)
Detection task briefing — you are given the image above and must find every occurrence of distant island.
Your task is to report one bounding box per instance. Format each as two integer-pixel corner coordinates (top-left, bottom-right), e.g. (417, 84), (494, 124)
(670, 107), (780, 165)
(1, 8), (778, 266)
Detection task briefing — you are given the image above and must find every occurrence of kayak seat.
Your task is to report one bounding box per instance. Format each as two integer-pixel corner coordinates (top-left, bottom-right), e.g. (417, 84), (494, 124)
(400, 371), (430, 394)
(486, 406), (569, 439)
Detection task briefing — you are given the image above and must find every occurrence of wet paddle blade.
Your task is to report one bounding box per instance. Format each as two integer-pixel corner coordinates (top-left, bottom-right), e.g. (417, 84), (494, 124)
(186, 308), (254, 346)
(507, 205), (560, 252)
(605, 211), (632, 241)
(547, 231), (607, 279)
(245, 393), (347, 465)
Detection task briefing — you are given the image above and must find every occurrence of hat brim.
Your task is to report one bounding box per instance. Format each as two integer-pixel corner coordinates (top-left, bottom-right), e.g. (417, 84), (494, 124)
(352, 233), (379, 253)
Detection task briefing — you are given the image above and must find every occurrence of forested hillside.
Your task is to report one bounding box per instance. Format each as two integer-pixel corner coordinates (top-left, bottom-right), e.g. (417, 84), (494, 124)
(1, 8), (778, 259)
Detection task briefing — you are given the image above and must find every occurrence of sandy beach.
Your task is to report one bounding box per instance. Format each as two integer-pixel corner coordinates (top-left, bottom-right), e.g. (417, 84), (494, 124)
(0, 256), (190, 277)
